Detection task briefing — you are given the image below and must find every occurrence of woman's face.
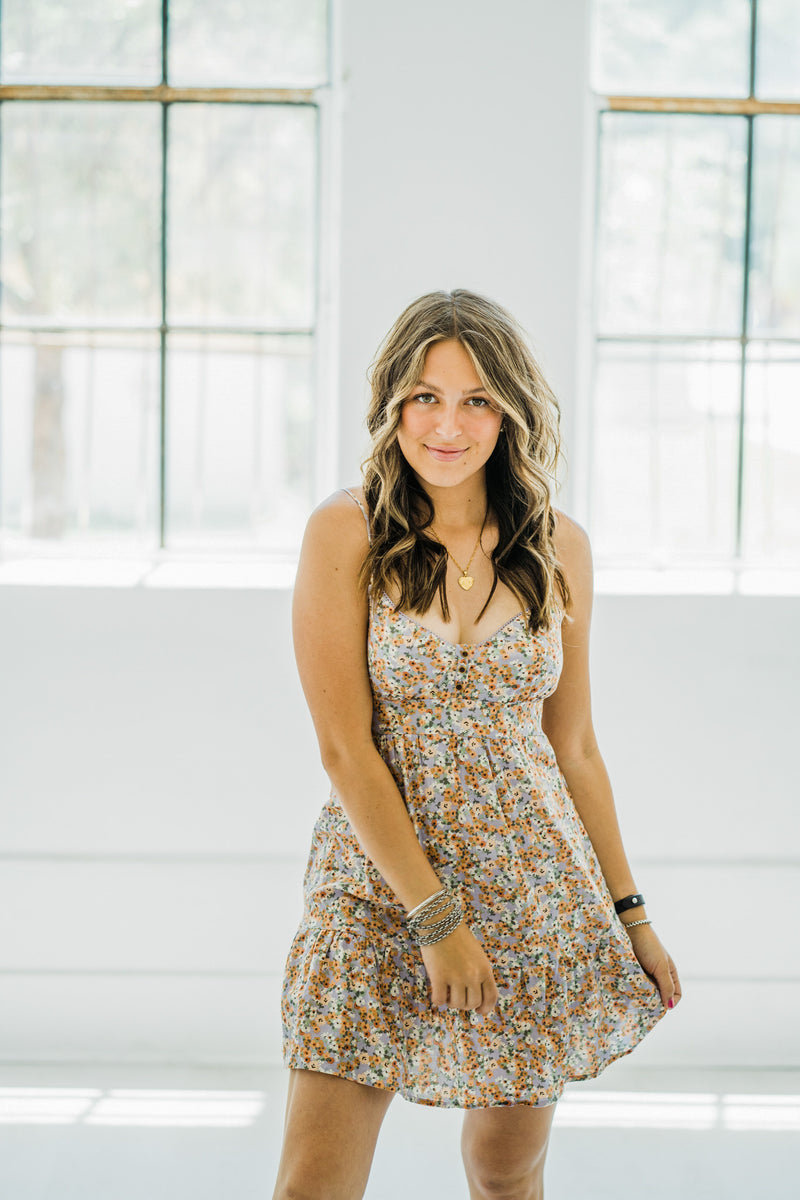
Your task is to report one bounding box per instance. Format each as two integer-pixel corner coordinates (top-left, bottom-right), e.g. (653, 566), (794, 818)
(396, 339), (503, 489)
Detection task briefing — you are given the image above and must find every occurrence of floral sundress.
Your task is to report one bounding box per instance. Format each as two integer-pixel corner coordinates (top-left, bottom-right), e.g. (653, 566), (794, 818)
(280, 488), (666, 1108)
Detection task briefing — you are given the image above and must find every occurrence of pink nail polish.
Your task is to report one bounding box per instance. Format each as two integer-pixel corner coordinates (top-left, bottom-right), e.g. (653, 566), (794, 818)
(668, 998), (674, 1009)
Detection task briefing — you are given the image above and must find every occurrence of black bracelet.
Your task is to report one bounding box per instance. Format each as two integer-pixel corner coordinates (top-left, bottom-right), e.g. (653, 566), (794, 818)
(614, 892), (645, 915)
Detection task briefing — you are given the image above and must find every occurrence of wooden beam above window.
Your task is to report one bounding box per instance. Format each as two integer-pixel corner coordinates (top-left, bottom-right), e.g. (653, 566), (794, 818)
(0, 84), (317, 104)
(608, 95), (800, 116)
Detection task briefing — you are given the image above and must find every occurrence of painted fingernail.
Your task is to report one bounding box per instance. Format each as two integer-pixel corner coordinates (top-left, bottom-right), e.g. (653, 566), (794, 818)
(668, 998), (674, 1008)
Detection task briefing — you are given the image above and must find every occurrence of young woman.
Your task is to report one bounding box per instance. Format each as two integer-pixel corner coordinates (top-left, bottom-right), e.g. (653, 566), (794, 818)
(274, 289), (681, 1200)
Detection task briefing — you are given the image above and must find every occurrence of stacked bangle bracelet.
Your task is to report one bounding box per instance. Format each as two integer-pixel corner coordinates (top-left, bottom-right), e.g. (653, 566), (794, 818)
(407, 887), (652, 945)
(406, 885), (465, 946)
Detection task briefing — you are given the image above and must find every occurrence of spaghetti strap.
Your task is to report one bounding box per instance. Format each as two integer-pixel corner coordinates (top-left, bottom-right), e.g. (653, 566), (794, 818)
(341, 487), (372, 545)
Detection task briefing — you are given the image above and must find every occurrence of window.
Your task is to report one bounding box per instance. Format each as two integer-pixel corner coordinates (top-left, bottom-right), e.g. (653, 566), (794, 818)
(0, 0), (331, 560)
(589, 0), (800, 572)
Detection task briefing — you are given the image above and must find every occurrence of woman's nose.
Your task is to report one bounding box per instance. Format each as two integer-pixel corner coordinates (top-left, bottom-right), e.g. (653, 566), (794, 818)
(434, 404), (463, 437)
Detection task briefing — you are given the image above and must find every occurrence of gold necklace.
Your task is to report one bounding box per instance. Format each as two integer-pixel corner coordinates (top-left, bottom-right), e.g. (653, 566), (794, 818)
(431, 507), (489, 591)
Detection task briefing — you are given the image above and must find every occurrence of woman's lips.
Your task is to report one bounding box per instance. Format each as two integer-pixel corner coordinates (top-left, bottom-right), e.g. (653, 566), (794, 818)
(426, 445), (466, 462)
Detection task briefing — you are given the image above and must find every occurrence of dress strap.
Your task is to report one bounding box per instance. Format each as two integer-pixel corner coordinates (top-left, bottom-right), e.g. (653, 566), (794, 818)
(341, 488), (372, 545)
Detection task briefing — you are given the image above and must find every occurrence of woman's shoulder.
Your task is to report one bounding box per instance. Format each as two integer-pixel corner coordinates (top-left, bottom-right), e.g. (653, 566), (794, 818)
(316, 484), (367, 521)
(550, 507), (592, 614)
(337, 483), (367, 510)
(303, 486), (370, 550)
(551, 506), (590, 558)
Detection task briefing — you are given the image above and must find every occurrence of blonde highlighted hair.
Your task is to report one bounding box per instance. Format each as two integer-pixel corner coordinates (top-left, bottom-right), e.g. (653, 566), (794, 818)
(357, 289), (570, 631)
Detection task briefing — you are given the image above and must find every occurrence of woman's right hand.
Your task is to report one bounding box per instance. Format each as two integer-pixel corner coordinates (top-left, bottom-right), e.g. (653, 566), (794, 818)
(420, 922), (499, 1016)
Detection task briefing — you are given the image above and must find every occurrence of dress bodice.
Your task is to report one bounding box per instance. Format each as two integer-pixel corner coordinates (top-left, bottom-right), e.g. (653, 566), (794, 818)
(368, 586), (565, 742)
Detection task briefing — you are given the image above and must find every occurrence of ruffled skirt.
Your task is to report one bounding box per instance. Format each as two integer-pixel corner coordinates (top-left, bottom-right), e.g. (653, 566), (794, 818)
(281, 886), (666, 1109)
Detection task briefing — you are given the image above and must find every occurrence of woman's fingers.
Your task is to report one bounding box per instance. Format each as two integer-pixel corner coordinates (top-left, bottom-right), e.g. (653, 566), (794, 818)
(464, 984), (482, 1011)
(444, 985), (472, 1010)
(432, 977), (499, 1014)
(429, 978), (449, 1008)
(421, 927), (499, 1013)
(655, 955), (677, 1007)
(662, 957), (683, 1009)
(475, 977), (500, 1016)
(628, 930), (682, 1011)
(431, 979), (475, 1009)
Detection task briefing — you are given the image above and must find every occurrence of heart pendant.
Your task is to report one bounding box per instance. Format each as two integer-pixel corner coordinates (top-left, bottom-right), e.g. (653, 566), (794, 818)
(458, 575), (474, 590)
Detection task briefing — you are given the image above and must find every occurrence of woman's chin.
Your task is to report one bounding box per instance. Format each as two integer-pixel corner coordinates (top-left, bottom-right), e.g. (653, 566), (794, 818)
(409, 462), (480, 490)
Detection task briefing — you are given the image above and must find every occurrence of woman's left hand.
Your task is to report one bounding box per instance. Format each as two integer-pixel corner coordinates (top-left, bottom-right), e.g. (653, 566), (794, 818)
(624, 924), (682, 1010)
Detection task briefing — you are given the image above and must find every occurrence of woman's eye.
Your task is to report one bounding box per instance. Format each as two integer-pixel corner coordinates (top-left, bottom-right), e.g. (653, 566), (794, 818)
(409, 393), (492, 409)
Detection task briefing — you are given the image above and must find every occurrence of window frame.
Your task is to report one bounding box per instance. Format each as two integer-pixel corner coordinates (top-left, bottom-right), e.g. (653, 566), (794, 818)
(585, 0), (800, 583)
(0, 0), (340, 564)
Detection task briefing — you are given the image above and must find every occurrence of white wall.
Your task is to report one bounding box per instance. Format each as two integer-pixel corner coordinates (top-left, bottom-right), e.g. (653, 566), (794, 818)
(1, 0), (798, 1071)
(1, 588), (797, 1066)
(336, 0), (589, 501)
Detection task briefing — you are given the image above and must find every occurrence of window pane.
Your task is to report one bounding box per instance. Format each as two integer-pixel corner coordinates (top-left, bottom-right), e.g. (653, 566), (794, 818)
(0, 331), (160, 547)
(756, 0), (800, 100)
(0, 103), (162, 325)
(749, 116), (800, 337)
(165, 332), (313, 549)
(168, 0), (328, 86)
(596, 113), (747, 336)
(591, 341), (741, 563)
(742, 343), (800, 564)
(591, 0), (751, 97)
(167, 104), (316, 329)
(0, 0), (161, 85)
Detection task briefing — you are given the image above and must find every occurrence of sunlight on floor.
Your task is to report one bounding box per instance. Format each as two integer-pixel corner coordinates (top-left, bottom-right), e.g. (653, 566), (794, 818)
(553, 1091), (800, 1130)
(0, 1088), (265, 1127)
(2, 1086), (798, 1131)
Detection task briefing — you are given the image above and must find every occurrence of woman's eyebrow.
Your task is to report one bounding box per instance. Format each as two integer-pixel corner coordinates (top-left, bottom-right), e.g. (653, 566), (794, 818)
(415, 381), (488, 396)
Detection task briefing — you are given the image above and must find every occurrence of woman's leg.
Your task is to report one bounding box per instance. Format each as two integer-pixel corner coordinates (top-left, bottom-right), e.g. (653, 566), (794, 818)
(461, 1101), (559, 1200)
(272, 1068), (395, 1200)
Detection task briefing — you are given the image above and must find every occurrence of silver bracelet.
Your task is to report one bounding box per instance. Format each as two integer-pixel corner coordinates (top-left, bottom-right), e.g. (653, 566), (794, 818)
(407, 884), (464, 945)
(406, 887), (447, 921)
(408, 892), (453, 926)
(415, 903), (465, 946)
(622, 918), (652, 929)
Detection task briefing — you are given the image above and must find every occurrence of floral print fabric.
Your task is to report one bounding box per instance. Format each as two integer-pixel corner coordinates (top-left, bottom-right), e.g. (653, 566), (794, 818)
(280, 496), (666, 1109)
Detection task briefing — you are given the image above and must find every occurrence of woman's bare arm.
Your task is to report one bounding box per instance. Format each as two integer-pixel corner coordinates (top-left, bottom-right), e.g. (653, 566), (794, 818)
(292, 493), (443, 910)
(292, 491), (499, 1013)
(542, 512), (680, 1007)
(541, 513), (648, 902)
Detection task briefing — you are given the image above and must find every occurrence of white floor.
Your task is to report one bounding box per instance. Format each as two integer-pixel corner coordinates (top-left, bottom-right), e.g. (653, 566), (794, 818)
(1, 1061), (798, 1199)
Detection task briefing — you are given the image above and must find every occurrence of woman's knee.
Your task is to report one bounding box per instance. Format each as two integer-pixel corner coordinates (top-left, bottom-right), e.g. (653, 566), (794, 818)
(461, 1102), (556, 1199)
(272, 1069), (394, 1200)
(472, 1169), (545, 1199)
(273, 1170), (353, 1200)
(273, 1140), (378, 1200)
(272, 1179), (326, 1200)
(462, 1154), (546, 1200)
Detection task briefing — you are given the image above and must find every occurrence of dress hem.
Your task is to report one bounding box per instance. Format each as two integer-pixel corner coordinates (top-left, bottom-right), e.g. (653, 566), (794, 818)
(282, 997), (666, 1110)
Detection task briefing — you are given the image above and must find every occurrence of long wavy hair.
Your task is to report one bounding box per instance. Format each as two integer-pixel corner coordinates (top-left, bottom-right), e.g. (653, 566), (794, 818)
(357, 289), (570, 632)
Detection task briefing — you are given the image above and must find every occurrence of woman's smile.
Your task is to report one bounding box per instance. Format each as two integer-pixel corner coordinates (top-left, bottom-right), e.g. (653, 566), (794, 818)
(425, 444), (468, 462)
